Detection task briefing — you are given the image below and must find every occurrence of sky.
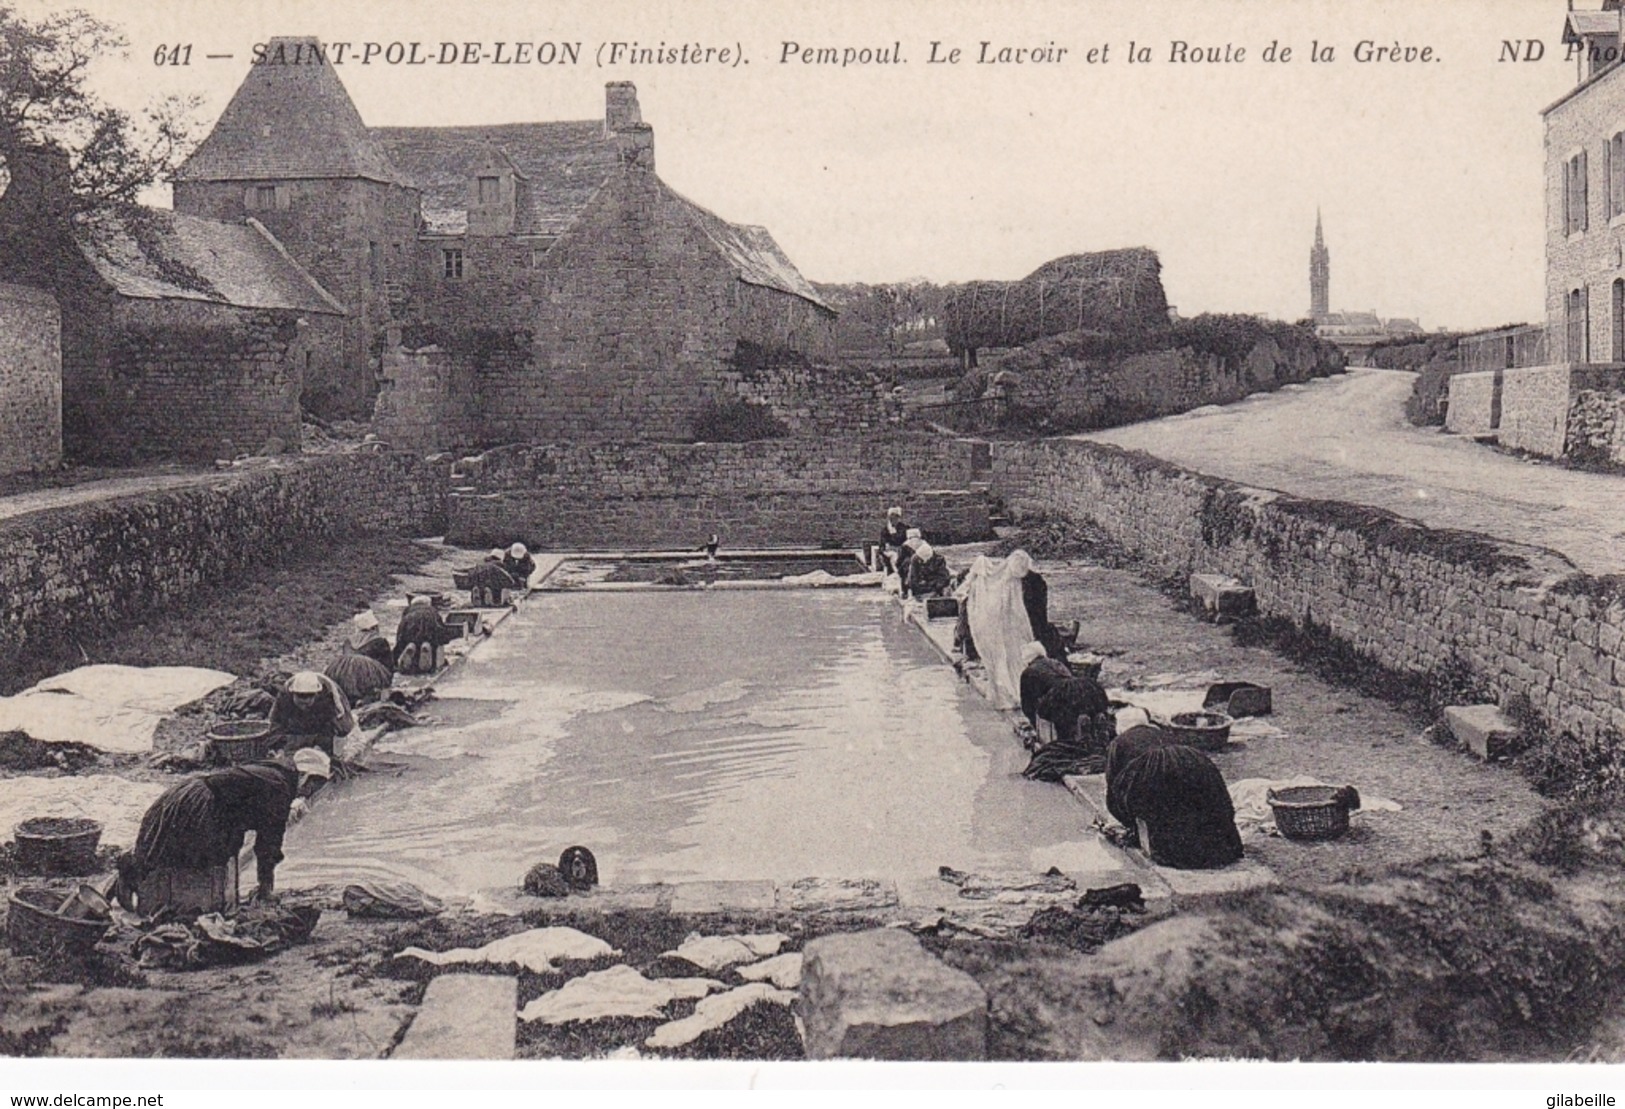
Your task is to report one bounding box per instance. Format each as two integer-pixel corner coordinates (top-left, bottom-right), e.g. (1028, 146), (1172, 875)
(20, 0), (1586, 330)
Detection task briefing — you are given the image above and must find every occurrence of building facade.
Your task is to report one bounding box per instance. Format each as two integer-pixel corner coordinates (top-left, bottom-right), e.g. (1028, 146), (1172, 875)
(173, 38), (837, 438)
(1544, 3), (1625, 364)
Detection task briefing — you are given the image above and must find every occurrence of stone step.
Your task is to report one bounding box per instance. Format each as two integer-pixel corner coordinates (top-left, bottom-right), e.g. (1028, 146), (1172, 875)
(392, 973), (516, 1060)
(1443, 704), (1520, 760)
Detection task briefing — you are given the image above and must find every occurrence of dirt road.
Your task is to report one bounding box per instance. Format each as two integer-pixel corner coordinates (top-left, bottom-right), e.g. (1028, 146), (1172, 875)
(1080, 368), (1625, 576)
(0, 471), (233, 522)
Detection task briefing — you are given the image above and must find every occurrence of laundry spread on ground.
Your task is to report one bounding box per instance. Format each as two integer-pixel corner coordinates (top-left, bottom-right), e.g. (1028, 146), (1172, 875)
(396, 926), (617, 974)
(734, 952), (802, 989)
(644, 983), (797, 1049)
(0, 774), (166, 850)
(0, 665), (236, 753)
(518, 964), (724, 1024)
(660, 932), (788, 972)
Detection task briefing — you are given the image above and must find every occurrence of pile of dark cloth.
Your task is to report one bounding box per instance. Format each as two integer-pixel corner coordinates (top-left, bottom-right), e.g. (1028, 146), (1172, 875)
(132, 902), (321, 970)
(1021, 668), (1113, 782)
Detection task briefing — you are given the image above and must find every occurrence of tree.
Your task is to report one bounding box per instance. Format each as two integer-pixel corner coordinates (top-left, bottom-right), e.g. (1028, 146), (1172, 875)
(0, 5), (198, 217)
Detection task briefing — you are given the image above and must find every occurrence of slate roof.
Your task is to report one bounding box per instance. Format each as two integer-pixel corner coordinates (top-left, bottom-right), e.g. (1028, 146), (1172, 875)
(373, 122), (621, 235)
(664, 182), (832, 312)
(75, 206), (346, 314)
(174, 37), (411, 185)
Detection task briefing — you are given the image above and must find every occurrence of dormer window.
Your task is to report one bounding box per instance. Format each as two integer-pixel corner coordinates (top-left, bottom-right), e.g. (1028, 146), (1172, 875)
(477, 176), (500, 204)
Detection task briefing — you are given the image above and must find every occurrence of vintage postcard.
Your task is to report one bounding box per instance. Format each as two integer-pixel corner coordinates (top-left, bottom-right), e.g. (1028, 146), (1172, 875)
(0, 0), (1622, 1097)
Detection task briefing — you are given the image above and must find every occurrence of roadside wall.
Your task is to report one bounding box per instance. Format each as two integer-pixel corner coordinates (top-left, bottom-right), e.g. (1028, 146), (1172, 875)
(992, 438), (1625, 742)
(0, 452), (446, 665)
(1566, 387), (1625, 470)
(446, 434), (990, 549)
(1445, 370), (1500, 435)
(0, 282), (62, 474)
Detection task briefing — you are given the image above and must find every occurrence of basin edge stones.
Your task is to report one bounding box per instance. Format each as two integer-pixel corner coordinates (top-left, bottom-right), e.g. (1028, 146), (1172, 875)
(797, 928), (988, 1060)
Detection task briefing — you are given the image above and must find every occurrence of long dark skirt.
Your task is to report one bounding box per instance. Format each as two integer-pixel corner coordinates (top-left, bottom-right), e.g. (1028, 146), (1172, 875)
(1108, 742), (1244, 870)
(131, 779), (241, 874)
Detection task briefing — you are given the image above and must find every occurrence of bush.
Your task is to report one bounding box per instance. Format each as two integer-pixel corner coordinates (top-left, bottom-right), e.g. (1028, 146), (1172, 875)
(691, 399), (788, 442)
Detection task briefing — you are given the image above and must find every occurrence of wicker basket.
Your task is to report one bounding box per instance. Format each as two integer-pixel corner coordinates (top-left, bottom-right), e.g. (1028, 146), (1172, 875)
(14, 817), (103, 875)
(1166, 711), (1233, 752)
(7, 886), (110, 956)
(207, 720), (275, 765)
(1268, 785), (1353, 842)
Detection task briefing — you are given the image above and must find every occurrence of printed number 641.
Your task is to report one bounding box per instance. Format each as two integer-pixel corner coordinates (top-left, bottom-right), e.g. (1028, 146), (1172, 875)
(154, 44), (192, 65)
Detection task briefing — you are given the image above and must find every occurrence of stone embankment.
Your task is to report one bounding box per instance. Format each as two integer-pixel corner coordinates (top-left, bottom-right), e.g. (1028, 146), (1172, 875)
(991, 437), (1625, 747)
(0, 452), (446, 667)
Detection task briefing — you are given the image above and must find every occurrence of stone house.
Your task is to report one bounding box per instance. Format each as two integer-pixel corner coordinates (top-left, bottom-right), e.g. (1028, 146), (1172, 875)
(1445, 4), (1625, 459)
(173, 37), (839, 442)
(0, 148), (346, 462)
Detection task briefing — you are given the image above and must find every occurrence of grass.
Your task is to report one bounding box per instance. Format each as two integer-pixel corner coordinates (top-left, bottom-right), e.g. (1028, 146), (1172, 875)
(3, 534), (438, 696)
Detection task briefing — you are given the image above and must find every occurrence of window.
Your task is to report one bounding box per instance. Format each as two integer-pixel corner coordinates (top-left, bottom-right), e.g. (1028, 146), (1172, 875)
(1568, 287), (1590, 361)
(368, 240), (381, 283)
(1565, 151), (1590, 235)
(442, 248), (464, 280)
(477, 176), (500, 204)
(1610, 134), (1625, 219)
(1613, 280), (1624, 362)
(254, 184), (277, 210)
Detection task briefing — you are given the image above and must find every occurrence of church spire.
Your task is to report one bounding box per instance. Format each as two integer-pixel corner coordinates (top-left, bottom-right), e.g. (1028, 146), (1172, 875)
(1309, 209), (1330, 321)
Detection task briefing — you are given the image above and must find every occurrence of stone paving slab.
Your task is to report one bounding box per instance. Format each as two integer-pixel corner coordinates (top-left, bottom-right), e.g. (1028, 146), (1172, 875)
(669, 880), (778, 914)
(392, 973), (516, 1060)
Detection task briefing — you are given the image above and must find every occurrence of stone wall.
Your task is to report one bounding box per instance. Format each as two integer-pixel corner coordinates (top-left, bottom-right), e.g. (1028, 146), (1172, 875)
(1498, 365), (1625, 457)
(1445, 370), (1500, 436)
(991, 437), (1625, 743)
(1565, 388), (1625, 470)
(446, 434), (990, 549)
(0, 282), (62, 474)
(372, 343), (481, 453)
(95, 299), (326, 462)
(0, 451), (446, 666)
(718, 343), (901, 437)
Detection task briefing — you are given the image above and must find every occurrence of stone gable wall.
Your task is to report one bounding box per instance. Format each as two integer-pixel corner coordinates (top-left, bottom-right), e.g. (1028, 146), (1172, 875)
(0, 282), (62, 474)
(992, 437), (1625, 743)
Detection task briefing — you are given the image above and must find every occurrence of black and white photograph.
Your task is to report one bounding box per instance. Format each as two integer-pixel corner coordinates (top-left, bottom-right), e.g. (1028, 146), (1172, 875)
(0, 0), (1621, 1094)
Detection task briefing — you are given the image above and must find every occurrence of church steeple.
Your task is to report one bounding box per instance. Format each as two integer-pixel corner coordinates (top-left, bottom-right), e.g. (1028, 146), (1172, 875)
(1309, 209), (1330, 321)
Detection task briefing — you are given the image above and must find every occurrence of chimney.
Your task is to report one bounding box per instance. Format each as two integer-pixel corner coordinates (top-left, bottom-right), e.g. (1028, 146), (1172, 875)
(605, 82), (642, 132)
(615, 123), (655, 173)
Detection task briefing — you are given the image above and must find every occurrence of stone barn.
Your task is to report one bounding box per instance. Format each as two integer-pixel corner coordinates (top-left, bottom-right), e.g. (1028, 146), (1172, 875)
(0, 148), (346, 462)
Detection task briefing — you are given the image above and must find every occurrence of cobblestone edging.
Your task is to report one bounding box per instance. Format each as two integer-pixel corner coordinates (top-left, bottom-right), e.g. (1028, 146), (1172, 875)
(0, 451), (447, 665)
(992, 437), (1625, 745)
